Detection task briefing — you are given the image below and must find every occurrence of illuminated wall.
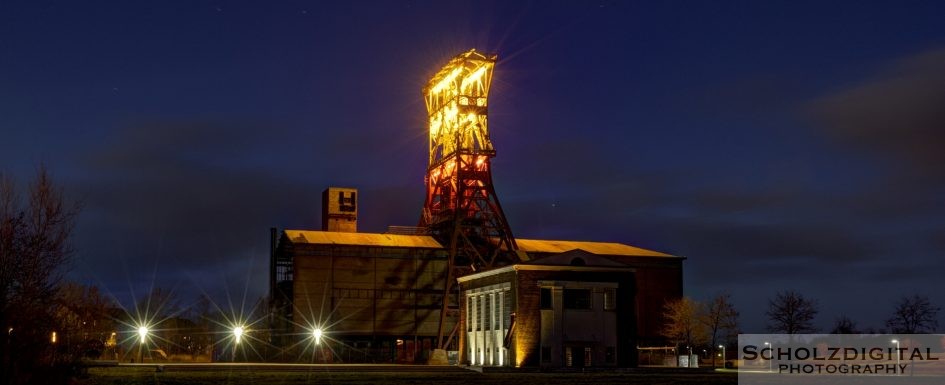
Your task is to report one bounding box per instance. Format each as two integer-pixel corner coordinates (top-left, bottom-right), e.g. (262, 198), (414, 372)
(292, 245), (451, 337)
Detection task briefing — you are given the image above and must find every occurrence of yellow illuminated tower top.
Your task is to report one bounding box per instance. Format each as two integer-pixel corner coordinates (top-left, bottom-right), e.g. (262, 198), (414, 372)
(423, 49), (497, 166)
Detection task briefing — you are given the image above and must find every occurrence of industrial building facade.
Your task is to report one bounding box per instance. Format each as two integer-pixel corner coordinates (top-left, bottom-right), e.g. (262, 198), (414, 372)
(270, 188), (683, 366)
(272, 230), (452, 363)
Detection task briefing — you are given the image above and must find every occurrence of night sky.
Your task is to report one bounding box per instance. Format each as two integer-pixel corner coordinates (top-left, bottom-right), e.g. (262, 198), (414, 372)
(2, 1), (944, 333)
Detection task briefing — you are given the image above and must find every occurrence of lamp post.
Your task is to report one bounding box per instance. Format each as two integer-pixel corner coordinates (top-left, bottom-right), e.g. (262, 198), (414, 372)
(892, 339), (900, 375)
(719, 344), (725, 369)
(764, 342), (771, 372)
(312, 327), (323, 362)
(232, 326), (244, 362)
(137, 326), (149, 363)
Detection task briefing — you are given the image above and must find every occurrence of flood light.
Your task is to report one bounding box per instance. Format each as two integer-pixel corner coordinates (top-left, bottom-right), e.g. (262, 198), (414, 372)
(233, 326), (244, 344)
(137, 326), (149, 343)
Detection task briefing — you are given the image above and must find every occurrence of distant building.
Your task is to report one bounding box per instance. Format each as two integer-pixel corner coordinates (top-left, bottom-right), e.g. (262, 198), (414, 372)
(270, 188), (684, 367)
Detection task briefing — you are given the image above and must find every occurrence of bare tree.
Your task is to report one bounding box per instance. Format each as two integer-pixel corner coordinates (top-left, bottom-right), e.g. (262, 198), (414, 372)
(0, 167), (80, 384)
(55, 282), (117, 360)
(702, 293), (739, 367)
(886, 294), (940, 334)
(766, 290), (818, 334)
(830, 314), (859, 334)
(661, 297), (708, 356)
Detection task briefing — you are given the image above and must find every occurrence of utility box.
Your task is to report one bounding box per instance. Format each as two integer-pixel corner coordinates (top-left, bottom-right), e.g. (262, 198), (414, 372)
(322, 187), (357, 232)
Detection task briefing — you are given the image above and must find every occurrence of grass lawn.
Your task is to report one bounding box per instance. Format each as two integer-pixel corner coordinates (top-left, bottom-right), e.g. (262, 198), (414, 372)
(80, 367), (738, 385)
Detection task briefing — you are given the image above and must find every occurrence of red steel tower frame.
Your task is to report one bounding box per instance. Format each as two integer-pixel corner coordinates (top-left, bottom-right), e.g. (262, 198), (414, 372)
(420, 50), (525, 350)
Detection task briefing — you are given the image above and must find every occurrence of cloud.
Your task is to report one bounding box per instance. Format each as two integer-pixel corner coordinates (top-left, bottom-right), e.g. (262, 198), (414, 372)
(810, 47), (945, 183)
(65, 120), (330, 300)
(500, 138), (879, 269)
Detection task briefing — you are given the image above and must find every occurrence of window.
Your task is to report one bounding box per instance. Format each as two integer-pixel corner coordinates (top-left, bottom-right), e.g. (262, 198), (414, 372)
(467, 297), (473, 332)
(603, 289), (616, 310)
(565, 347), (573, 367)
(541, 347), (552, 363)
(540, 288), (552, 309)
(584, 347), (592, 367)
(563, 289), (591, 310)
(338, 191), (356, 212)
(504, 290), (512, 326)
(484, 294), (491, 330)
(605, 347), (616, 363)
(475, 296), (481, 331)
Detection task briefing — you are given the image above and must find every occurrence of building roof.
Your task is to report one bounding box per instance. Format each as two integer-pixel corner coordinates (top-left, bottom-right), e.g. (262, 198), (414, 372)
(284, 230), (443, 249)
(283, 230), (676, 257)
(515, 238), (675, 258)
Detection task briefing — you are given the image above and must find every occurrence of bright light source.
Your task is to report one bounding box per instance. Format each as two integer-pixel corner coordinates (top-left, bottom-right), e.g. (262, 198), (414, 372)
(51, 331), (57, 343)
(233, 326), (244, 344)
(137, 326), (149, 344)
(892, 339), (898, 343)
(312, 328), (323, 345)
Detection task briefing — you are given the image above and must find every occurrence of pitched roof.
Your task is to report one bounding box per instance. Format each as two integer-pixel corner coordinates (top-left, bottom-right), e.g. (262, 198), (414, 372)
(515, 238), (676, 258)
(284, 230), (443, 249)
(283, 230), (676, 258)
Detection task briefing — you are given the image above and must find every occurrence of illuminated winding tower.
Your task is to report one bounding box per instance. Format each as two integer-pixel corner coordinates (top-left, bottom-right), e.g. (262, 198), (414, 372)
(420, 49), (524, 349)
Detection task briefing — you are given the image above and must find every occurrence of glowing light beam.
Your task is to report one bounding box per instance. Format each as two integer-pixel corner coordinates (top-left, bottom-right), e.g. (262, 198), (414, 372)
(137, 325), (149, 344)
(233, 325), (244, 344)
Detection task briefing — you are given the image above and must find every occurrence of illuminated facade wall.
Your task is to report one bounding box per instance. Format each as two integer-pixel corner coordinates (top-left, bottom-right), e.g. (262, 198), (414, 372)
(465, 282), (512, 366)
(275, 233), (457, 363)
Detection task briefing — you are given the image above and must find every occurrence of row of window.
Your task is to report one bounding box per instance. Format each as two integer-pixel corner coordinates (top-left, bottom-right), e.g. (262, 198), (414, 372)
(539, 288), (617, 310)
(467, 289), (512, 332)
(332, 288), (447, 301)
(541, 346), (616, 365)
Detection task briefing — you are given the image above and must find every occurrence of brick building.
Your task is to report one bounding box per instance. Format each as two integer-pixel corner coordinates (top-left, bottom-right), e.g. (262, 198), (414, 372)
(270, 188), (684, 366)
(457, 243), (683, 368)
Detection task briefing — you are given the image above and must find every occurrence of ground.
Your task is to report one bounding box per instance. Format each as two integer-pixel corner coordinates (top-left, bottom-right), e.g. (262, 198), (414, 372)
(80, 366), (738, 385)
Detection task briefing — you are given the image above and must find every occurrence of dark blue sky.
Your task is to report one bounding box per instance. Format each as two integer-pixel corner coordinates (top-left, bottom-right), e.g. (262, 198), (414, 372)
(2, 0), (944, 333)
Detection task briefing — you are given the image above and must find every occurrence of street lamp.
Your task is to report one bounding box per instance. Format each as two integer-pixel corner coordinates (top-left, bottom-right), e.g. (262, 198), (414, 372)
(138, 326), (149, 343)
(764, 342), (772, 372)
(136, 325), (149, 363)
(719, 344), (726, 368)
(311, 327), (324, 363)
(233, 326), (244, 344)
(232, 325), (245, 362)
(892, 339), (900, 375)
